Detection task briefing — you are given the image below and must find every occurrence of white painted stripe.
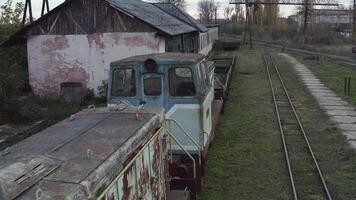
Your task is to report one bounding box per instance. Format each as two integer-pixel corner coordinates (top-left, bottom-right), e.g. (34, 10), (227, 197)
(166, 104), (200, 118)
(171, 144), (199, 152)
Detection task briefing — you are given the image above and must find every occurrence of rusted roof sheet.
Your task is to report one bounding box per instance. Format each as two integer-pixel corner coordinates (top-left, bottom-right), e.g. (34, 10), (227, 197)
(106, 0), (197, 36)
(112, 52), (205, 65)
(0, 107), (164, 199)
(152, 3), (208, 33)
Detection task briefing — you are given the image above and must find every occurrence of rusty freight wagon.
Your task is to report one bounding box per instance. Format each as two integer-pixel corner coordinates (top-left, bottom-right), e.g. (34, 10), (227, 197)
(0, 107), (182, 200)
(212, 56), (236, 102)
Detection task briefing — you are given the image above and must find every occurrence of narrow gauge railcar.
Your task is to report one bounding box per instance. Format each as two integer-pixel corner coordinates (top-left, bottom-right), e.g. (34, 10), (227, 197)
(0, 108), (172, 200)
(0, 53), (230, 200)
(108, 53), (224, 195)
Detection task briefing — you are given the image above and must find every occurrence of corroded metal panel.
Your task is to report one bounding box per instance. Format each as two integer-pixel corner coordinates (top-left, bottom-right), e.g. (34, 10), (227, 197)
(100, 131), (167, 200)
(0, 156), (61, 200)
(0, 108), (165, 199)
(27, 32), (165, 96)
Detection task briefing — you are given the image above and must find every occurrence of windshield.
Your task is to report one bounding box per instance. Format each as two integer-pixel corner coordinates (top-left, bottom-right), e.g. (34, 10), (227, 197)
(169, 67), (195, 96)
(111, 68), (136, 97)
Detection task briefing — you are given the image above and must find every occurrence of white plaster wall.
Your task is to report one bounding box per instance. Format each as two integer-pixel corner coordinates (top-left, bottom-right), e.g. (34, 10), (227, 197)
(199, 43), (213, 55)
(198, 27), (218, 55)
(27, 32), (165, 96)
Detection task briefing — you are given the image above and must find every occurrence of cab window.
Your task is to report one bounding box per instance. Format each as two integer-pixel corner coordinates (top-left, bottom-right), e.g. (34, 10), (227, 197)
(111, 68), (136, 96)
(144, 74), (162, 96)
(195, 64), (206, 94)
(169, 67), (195, 96)
(199, 62), (210, 88)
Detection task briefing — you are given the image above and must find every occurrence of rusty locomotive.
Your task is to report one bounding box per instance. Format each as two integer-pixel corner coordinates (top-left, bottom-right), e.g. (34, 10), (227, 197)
(0, 53), (235, 200)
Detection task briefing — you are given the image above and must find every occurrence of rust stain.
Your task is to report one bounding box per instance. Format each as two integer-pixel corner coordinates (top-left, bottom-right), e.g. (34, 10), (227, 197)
(34, 36), (90, 96)
(106, 193), (115, 200)
(40, 35), (69, 53)
(35, 66), (89, 97)
(138, 155), (149, 198)
(87, 33), (106, 49)
(151, 137), (161, 198)
(109, 33), (121, 45)
(124, 35), (159, 50)
(122, 170), (132, 200)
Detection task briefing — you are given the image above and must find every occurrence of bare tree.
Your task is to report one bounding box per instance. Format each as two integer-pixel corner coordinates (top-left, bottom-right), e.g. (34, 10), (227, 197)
(252, 3), (263, 25)
(224, 6), (234, 21)
(263, 0), (279, 25)
(153, 0), (187, 11)
(198, 0), (218, 24)
(231, 5), (244, 22)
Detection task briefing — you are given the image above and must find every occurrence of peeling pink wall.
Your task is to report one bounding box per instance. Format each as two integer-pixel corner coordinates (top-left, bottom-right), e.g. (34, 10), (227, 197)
(27, 32), (165, 96)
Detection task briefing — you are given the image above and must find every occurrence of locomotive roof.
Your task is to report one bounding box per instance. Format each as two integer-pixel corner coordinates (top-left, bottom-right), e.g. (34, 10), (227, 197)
(0, 107), (163, 199)
(111, 53), (205, 65)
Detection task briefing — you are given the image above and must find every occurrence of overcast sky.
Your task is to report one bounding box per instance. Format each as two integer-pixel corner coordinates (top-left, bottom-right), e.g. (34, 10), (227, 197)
(7, 0), (353, 20)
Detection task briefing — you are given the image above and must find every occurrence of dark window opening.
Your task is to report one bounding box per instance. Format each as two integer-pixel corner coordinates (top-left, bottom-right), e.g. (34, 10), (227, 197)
(169, 67), (195, 96)
(111, 68), (136, 96)
(144, 74), (162, 96)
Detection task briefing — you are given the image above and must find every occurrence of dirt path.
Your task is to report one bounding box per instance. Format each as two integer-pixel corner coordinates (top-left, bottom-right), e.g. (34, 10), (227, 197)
(281, 53), (356, 149)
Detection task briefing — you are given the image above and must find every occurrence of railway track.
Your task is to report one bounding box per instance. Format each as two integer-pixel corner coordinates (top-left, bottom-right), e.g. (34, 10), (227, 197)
(256, 40), (356, 68)
(264, 53), (333, 200)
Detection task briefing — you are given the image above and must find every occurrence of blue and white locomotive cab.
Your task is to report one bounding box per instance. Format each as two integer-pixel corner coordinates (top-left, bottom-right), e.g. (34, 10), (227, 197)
(108, 53), (215, 158)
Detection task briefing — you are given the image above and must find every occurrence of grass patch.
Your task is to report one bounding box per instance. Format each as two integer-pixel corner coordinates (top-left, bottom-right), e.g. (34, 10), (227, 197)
(198, 47), (291, 199)
(198, 47), (356, 199)
(289, 54), (356, 107)
(0, 96), (106, 125)
(275, 53), (356, 199)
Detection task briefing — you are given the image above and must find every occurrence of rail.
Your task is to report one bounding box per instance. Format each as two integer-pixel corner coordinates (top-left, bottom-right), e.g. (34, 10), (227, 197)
(264, 53), (332, 200)
(165, 129), (197, 179)
(164, 118), (202, 165)
(264, 55), (297, 199)
(256, 40), (356, 68)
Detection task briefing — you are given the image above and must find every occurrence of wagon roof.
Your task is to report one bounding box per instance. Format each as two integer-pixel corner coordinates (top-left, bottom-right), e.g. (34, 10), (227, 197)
(0, 107), (163, 199)
(111, 52), (205, 65)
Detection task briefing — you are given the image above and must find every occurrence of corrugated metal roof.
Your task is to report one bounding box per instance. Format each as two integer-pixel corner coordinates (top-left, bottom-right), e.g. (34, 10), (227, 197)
(1, 0), (200, 47)
(152, 3), (208, 32)
(105, 0), (197, 36)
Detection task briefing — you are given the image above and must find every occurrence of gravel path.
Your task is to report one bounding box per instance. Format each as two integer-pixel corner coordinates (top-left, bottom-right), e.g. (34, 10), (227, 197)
(280, 53), (356, 149)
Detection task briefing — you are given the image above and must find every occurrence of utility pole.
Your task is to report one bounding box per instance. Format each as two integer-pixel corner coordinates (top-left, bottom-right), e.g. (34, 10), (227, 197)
(304, 0), (309, 34)
(22, 0), (50, 25)
(215, 8), (217, 24)
(353, 0), (356, 43)
(41, 0), (50, 17)
(245, 0), (253, 49)
(22, 0), (33, 25)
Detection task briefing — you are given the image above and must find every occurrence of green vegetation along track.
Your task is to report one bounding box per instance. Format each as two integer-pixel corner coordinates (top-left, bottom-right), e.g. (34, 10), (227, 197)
(198, 47), (356, 200)
(265, 53), (332, 200)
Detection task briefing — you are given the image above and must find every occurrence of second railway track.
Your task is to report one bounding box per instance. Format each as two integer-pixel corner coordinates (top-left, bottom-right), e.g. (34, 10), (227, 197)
(264, 53), (333, 200)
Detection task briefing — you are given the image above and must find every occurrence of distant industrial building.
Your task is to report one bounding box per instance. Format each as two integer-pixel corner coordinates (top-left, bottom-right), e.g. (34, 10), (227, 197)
(289, 9), (352, 30)
(2, 0), (218, 97)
